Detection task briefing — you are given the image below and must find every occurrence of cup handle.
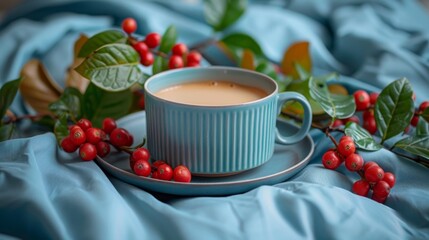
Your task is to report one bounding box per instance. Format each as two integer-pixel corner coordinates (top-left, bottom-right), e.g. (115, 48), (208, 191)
(275, 92), (312, 145)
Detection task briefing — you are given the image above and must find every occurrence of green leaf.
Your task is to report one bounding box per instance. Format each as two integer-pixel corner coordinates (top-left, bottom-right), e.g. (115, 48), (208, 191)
(375, 78), (414, 143)
(53, 114), (69, 145)
(395, 135), (429, 160)
(0, 123), (15, 142)
(308, 77), (355, 119)
(416, 117), (429, 135)
(152, 56), (168, 75)
(0, 78), (22, 124)
(422, 108), (429, 123)
(75, 43), (142, 92)
(221, 33), (263, 56)
(283, 78), (323, 115)
(204, 0), (246, 32)
(254, 60), (285, 90)
(345, 122), (382, 151)
(137, 73), (151, 87)
(83, 83), (133, 127)
(49, 87), (83, 121)
(159, 25), (177, 54)
(78, 30), (126, 58)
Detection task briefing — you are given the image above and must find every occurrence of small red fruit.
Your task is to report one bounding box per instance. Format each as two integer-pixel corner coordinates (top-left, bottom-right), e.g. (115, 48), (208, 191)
(337, 140), (356, 157)
(95, 141), (110, 158)
(151, 171), (160, 179)
(110, 128), (132, 147)
(343, 116), (360, 125)
(418, 101), (429, 112)
(363, 109), (374, 121)
(345, 153), (364, 171)
(331, 119), (343, 128)
(131, 148), (150, 162)
(363, 161), (379, 172)
(372, 180), (391, 198)
(102, 118), (117, 134)
(77, 118), (92, 131)
(186, 61), (200, 68)
(168, 55), (184, 69)
(85, 128), (103, 144)
(173, 165), (192, 183)
(372, 194), (387, 203)
(186, 51), (202, 65)
(61, 136), (78, 153)
(133, 41), (148, 53)
(140, 51), (154, 66)
(70, 126), (86, 146)
(144, 32), (161, 48)
(133, 160), (151, 177)
(122, 18), (137, 34)
(156, 164), (173, 181)
(354, 90), (370, 111)
(79, 143), (97, 161)
(382, 172), (396, 188)
(322, 150), (341, 170)
(138, 95), (145, 109)
(152, 160), (166, 168)
(363, 116), (377, 135)
(365, 165), (385, 183)
(411, 114), (419, 127)
(352, 179), (370, 196)
(369, 92), (379, 105)
(340, 135), (353, 143)
(172, 43), (188, 56)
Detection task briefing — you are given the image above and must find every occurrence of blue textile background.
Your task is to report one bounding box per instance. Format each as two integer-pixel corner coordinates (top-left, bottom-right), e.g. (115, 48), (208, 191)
(1, 0), (429, 239)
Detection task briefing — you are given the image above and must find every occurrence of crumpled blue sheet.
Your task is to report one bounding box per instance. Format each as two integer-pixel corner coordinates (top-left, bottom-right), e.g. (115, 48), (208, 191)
(1, 0), (429, 239)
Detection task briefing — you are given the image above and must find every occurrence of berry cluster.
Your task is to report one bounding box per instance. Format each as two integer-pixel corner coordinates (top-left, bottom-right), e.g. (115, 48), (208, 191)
(322, 136), (396, 203)
(121, 18), (202, 69)
(130, 149), (191, 182)
(60, 117), (191, 182)
(411, 101), (429, 127)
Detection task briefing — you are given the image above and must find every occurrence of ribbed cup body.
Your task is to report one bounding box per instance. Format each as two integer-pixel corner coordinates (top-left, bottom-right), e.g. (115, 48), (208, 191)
(145, 95), (277, 174)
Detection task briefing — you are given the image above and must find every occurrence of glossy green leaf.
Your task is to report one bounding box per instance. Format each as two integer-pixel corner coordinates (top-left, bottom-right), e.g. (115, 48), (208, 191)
(0, 123), (15, 142)
(75, 43), (142, 91)
(78, 30), (126, 58)
(221, 33), (263, 56)
(309, 77), (355, 119)
(159, 25), (177, 54)
(416, 117), (429, 135)
(152, 56), (168, 75)
(0, 78), (22, 124)
(204, 0), (246, 32)
(53, 114), (69, 145)
(345, 122), (382, 151)
(422, 108), (429, 123)
(49, 87), (83, 121)
(395, 135), (429, 160)
(83, 83), (132, 127)
(284, 78), (323, 115)
(375, 78), (414, 143)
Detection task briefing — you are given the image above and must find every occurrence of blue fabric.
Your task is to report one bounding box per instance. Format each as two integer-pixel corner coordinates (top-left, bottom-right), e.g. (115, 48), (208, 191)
(1, 0), (429, 239)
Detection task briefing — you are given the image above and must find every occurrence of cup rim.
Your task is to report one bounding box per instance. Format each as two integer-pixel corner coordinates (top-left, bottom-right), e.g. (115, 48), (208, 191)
(144, 66), (279, 108)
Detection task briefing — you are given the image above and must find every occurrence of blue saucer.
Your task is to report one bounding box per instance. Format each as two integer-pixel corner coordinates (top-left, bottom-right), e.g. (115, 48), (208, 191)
(95, 111), (314, 196)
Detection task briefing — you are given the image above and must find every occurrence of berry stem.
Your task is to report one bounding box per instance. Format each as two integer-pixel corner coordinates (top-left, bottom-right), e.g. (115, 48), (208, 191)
(325, 129), (339, 149)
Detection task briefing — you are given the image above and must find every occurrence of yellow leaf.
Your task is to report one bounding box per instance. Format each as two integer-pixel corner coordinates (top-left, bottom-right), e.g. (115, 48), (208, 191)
(281, 41), (311, 79)
(240, 49), (254, 70)
(328, 84), (349, 96)
(65, 35), (90, 93)
(20, 60), (62, 114)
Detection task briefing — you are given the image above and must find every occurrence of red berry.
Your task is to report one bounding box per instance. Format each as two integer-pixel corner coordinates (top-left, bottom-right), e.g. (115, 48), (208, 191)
(186, 61), (200, 68)
(152, 160), (166, 168)
(126, 132), (134, 147)
(411, 114), (419, 127)
(362, 109), (374, 121)
(354, 90), (370, 111)
(372, 194), (387, 203)
(70, 126), (86, 146)
(156, 164), (173, 181)
(352, 179), (370, 196)
(332, 119), (343, 128)
(363, 161), (379, 172)
(322, 150), (341, 170)
(418, 101), (429, 112)
(173, 165), (192, 183)
(365, 165), (385, 183)
(369, 92), (379, 105)
(337, 140), (356, 157)
(79, 143), (97, 161)
(133, 41), (148, 53)
(77, 118), (92, 131)
(151, 171), (160, 179)
(172, 43), (188, 56)
(345, 153), (364, 171)
(140, 51), (154, 66)
(138, 95), (145, 109)
(372, 180), (391, 198)
(133, 160), (151, 177)
(85, 128), (103, 144)
(340, 135), (353, 143)
(61, 136), (78, 153)
(382, 172), (396, 188)
(102, 118), (117, 134)
(363, 116), (377, 135)
(95, 141), (110, 158)
(122, 18), (137, 34)
(131, 148), (150, 162)
(186, 51), (201, 65)
(144, 33), (161, 48)
(110, 128), (132, 147)
(168, 55), (184, 69)
(343, 116), (360, 125)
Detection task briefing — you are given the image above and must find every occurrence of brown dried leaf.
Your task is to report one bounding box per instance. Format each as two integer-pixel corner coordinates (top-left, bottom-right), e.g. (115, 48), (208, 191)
(65, 34), (90, 93)
(20, 60), (62, 115)
(73, 34), (88, 59)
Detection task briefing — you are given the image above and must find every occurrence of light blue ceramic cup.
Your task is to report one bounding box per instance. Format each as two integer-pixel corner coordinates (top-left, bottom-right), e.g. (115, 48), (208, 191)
(144, 67), (312, 176)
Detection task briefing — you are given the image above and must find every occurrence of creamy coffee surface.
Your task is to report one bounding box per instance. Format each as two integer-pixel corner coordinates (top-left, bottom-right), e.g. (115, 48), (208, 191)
(154, 81), (267, 106)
